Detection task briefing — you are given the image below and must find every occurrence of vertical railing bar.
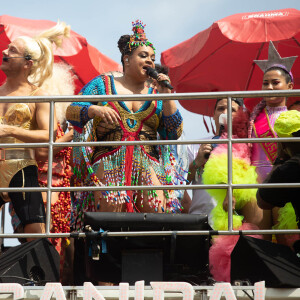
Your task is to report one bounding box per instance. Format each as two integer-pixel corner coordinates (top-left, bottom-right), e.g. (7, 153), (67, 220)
(45, 100), (55, 234)
(227, 97), (233, 231)
(0, 204), (5, 251)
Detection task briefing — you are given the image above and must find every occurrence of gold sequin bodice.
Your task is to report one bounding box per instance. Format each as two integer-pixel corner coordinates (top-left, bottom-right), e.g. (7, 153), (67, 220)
(0, 103), (37, 188)
(0, 103), (35, 144)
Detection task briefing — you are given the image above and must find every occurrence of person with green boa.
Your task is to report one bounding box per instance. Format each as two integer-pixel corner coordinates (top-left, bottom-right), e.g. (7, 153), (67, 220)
(202, 107), (264, 282)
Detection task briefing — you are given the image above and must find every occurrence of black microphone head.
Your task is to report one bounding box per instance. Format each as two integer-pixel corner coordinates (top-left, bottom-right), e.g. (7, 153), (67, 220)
(146, 67), (159, 79)
(2, 57), (9, 62)
(146, 66), (174, 90)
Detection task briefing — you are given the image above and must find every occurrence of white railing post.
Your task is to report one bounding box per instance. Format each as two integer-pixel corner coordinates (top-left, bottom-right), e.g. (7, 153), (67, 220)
(0, 90), (299, 239)
(227, 97), (233, 231)
(45, 100), (55, 235)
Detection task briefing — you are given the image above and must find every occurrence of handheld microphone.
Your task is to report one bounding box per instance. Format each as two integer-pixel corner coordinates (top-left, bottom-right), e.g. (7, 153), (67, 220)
(204, 114), (228, 159)
(146, 67), (173, 90)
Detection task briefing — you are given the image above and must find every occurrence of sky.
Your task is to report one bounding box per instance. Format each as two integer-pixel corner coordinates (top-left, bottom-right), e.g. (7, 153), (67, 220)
(1, 0), (300, 139)
(1, 0), (300, 246)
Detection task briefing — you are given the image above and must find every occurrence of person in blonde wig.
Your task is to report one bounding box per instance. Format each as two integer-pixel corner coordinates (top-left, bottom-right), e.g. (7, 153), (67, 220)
(8, 63), (75, 283)
(20, 21), (70, 87)
(0, 21), (70, 241)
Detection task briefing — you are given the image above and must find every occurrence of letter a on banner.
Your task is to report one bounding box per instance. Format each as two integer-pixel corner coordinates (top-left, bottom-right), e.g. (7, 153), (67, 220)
(151, 282), (194, 300)
(210, 283), (237, 300)
(0, 283), (24, 300)
(84, 282), (106, 300)
(254, 281), (265, 300)
(40, 283), (66, 300)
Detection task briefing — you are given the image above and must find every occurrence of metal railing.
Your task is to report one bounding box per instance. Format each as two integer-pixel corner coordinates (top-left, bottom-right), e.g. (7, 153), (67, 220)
(0, 89), (300, 240)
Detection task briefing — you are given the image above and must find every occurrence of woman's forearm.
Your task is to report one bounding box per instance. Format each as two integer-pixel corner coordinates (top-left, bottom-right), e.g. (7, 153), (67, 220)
(162, 100), (177, 116)
(66, 102), (92, 128)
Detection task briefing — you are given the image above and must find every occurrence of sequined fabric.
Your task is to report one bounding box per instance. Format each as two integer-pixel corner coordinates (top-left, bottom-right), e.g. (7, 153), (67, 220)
(0, 103), (37, 188)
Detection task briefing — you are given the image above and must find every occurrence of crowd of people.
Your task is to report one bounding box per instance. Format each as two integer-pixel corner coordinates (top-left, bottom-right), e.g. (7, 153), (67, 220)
(0, 19), (299, 285)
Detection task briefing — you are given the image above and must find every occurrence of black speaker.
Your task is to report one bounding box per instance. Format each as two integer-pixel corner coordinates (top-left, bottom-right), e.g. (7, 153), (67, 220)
(231, 236), (300, 287)
(83, 212), (211, 285)
(0, 238), (60, 285)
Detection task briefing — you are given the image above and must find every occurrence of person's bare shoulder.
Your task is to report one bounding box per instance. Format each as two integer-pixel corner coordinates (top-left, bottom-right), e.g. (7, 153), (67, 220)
(0, 84), (8, 96)
(34, 88), (49, 96)
(32, 89), (50, 115)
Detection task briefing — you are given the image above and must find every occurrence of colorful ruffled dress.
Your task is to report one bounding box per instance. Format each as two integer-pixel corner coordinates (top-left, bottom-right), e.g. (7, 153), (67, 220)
(66, 75), (184, 228)
(202, 134), (263, 282)
(202, 108), (264, 282)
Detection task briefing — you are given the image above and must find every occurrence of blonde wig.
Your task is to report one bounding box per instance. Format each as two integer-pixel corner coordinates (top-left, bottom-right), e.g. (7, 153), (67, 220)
(18, 21), (70, 87)
(41, 63), (76, 126)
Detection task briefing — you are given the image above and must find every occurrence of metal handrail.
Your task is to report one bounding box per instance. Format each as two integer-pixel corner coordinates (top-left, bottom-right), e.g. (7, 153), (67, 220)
(0, 181), (299, 193)
(1, 89), (300, 240)
(1, 228), (300, 239)
(0, 89), (300, 102)
(1, 136), (300, 148)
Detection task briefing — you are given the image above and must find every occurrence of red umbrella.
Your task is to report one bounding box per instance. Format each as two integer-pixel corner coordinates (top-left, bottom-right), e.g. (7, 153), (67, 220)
(161, 8), (300, 116)
(0, 15), (122, 93)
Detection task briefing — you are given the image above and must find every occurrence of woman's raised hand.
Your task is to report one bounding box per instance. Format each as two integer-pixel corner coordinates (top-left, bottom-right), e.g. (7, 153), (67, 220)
(152, 73), (172, 94)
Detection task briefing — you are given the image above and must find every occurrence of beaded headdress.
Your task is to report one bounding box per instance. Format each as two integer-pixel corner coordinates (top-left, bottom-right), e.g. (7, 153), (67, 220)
(254, 41), (297, 82)
(128, 20), (155, 53)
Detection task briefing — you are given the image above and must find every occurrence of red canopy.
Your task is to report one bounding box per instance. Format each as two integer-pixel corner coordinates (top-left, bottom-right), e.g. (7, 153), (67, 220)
(0, 15), (122, 93)
(161, 8), (300, 116)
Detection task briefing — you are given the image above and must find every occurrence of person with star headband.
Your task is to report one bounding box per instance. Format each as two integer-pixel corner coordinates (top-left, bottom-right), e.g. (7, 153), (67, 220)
(220, 41), (297, 235)
(248, 41), (297, 243)
(249, 41), (296, 183)
(202, 42), (298, 282)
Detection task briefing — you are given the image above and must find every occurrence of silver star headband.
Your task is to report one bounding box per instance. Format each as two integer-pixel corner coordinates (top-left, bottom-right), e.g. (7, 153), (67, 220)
(254, 41), (297, 82)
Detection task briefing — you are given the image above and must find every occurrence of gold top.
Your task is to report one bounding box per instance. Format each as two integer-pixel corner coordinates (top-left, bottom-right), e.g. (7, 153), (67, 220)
(0, 103), (37, 188)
